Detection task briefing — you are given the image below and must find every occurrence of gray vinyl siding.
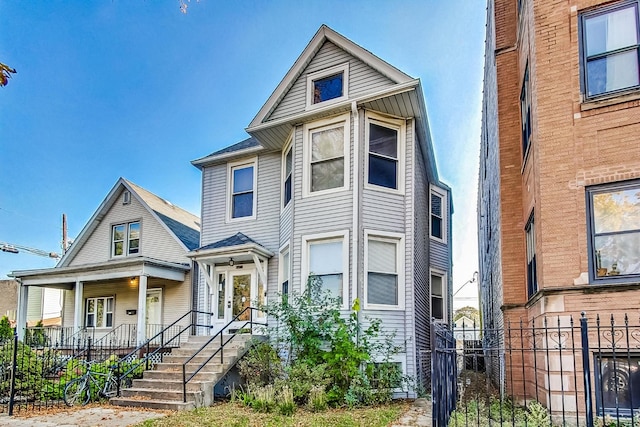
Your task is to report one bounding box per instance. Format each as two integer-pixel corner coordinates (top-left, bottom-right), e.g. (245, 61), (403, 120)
(68, 188), (188, 266)
(268, 41), (396, 122)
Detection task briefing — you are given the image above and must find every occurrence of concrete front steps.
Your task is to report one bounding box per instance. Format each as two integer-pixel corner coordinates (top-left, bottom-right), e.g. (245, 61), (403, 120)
(110, 334), (258, 411)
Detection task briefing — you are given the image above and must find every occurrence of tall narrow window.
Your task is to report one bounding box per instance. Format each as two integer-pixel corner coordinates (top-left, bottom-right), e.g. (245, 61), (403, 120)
(581, 2), (640, 98)
(525, 214), (537, 298)
(366, 234), (402, 308)
(310, 125), (345, 193)
(280, 248), (290, 297)
(217, 273), (225, 320)
(520, 64), (532, 159)
(283, 145), (292, 207)
(230, 163), (255, 219)
(112, 221), (140, 257)
(431, 272), (446, 322)
(430, 188), (447, 242)
(368, 123), (399, 189)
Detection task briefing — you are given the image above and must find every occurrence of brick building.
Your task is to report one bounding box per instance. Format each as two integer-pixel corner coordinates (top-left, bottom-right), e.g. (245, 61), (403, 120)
(479, 0), (640, 417)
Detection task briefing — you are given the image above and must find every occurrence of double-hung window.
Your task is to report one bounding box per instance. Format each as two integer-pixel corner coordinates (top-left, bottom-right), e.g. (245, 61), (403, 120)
(365, 231), (404, 309)
(283, 144), (293, 207)
(587, 180), (640, 281)
(303, 231), (348, 304)
(366, 114), (404, 191)
(431, 270), (447, 322)
(112, 221), (140, 257)
(525, 213), (537, 298)
(280, 246), (290, 297)
(581, 1), (640, 98)
(430, 187), (447, 243)
(86, 296), (114, 328)
(229, 160), (256, 220)
(303, 115), (349, 197)
(520, 64), (532, 159)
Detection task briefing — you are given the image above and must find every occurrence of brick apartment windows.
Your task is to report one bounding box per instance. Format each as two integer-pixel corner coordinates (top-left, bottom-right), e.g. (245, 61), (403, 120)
(581, 1), (640, 98)
(525, 213), (537, 298)
(520, 64), (532, 159)
(587, 180), (640, 282)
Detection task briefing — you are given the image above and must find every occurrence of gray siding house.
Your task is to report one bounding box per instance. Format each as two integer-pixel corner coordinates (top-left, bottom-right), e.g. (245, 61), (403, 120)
(12, 178), (200, 345)
(189, 25), (452, 390)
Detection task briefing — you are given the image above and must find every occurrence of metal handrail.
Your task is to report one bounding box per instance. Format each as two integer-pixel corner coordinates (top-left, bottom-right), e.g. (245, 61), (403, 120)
(181, 306), (267, 402)
(116, 310), (214, 389)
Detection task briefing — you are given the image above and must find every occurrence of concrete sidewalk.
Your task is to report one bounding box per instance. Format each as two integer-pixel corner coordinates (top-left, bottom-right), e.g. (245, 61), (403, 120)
(0, 406), (169, 427)
(391, 398), (432, 427)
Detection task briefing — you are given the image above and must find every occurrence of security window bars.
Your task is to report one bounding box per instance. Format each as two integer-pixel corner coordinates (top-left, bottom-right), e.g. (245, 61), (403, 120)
(231, 163), (255, 219)
(368, 123), (399, 189)
(594, 353), (640, 417)
(367, 238), (398, 306)
(112, 221), (140, 257)
(587, 180), (640, 281)
(310, 125), (345, 193)
(581, 2), (640, 98)
(525, 214), (537, 298)
(86, 296), (114, 328)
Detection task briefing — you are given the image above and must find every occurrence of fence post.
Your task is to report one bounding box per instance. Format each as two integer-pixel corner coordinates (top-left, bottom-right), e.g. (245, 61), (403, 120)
(580, 312), (594, 427)
(8, 332), (19, 416)
(86, 337), (92, 362)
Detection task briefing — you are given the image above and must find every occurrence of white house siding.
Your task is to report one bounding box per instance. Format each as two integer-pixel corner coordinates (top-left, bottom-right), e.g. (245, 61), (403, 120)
(268, 41), (396, 122)
(68, 188), (188, 266)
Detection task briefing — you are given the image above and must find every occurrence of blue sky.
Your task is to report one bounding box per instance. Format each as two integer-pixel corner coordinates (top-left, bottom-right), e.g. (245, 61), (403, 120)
(0, 0), (485, 308)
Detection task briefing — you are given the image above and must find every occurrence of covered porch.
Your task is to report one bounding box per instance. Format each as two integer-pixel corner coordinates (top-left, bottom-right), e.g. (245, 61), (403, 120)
(13, 257), (191, 346)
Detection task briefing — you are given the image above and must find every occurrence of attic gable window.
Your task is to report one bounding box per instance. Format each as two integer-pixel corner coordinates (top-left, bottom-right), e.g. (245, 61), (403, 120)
(112, 221), (140, 257)
(306, 64), (349, 109)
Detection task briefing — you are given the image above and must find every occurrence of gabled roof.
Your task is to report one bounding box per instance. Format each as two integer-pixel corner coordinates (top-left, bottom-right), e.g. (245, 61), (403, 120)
(248, 24), (413, 130)
(191, 137), (262, 169)
(58, 178), (200, 267)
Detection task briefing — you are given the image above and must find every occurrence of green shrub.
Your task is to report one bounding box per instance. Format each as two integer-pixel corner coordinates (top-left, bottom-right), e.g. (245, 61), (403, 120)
(276, 386), (296, 416)
(238, 341), (282, 388)
(251, 385), (276, 413)
(308, 385), (328, 412)
(0, 316), (13, 342)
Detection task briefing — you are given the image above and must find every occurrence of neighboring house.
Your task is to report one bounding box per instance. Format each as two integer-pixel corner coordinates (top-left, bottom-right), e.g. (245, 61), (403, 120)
(188, 25), (453, 391)
(0, 279), (18, 322)
(453, 315), (480, 342)
(12, 178), (200, 345)
(479, 0), (640, 416)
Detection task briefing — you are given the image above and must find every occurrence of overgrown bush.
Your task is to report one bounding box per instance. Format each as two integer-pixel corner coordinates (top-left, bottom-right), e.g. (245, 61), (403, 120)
(0, 316), (13, 343)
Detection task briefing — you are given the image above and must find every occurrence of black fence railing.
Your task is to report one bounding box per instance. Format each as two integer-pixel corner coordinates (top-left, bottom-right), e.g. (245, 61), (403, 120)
(432, 312), (640, 427)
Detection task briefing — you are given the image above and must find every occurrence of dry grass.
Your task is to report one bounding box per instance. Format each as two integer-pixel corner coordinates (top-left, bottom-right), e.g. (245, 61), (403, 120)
(136, 401), (410, 427)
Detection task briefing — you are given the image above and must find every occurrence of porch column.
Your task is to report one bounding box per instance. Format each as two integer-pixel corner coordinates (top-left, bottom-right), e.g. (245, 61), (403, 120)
(16, 284), (29, 340)
(73, 280), (83, 334)
(136, 275), (147, 345)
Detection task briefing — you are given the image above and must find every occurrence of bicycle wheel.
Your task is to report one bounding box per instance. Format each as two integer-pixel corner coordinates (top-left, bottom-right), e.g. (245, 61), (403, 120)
(102, 375), (119, 398)
(64, 377), (90, 406)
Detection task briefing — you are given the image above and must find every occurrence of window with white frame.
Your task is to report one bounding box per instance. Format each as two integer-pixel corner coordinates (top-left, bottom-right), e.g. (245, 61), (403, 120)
(280, 246), (290, 297)
(366, 115), (403, 191)
(431, 271), (446, 322)
(365, 232), (403, 309)
(580, 1), (640, 98)
(306, 64), (349, 108)
(587, 180), (640, 281)
(430, 187), (447, 242)
(304, 115), (349, 196)
(303, 232), (347, 303)
(112, 221), (140, 257)
(86, 296), (114, 328)
(229, 160), (256, 220)
(283, 144), (293, 208)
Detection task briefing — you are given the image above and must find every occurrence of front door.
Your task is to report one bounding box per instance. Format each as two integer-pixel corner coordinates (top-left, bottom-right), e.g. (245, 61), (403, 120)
(211, 267), (264, 334)
(145, 289), (162, 342)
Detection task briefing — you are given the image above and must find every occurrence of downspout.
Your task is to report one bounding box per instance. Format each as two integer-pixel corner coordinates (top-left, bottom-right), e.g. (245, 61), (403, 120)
(351, 101), (361, 330)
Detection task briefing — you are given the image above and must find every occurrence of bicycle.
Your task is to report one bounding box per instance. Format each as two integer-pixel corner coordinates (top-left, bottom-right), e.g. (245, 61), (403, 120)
(63, 361), (128, 406)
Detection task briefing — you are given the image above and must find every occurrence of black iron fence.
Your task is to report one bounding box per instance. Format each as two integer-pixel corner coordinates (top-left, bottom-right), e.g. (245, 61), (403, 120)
(432, 312), (640, 427)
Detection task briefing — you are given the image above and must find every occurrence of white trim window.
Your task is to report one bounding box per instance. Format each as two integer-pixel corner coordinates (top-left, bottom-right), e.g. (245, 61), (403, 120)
(302, 230), (349, 305)
(303, 114), (350, 197)
(306, 63), (349, 109)
(365, 114), (405, 192)
(366, 354), (407, 392)
(112, 221), (140, 257)
(228, 159), (257, 221)
(580, 1), (640, 98)
(430, 186), (447, 243)
(430, 270), (447, 322)
(282, 141), (293, 208)
(86, 296), (114, 328)
(364, 230), (404, 309)
(279, 245), (291, 297)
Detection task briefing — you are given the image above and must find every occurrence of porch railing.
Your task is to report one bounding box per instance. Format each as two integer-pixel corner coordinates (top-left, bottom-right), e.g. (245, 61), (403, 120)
(24, 325), (94, 352)
(181, 306), (267, 403)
